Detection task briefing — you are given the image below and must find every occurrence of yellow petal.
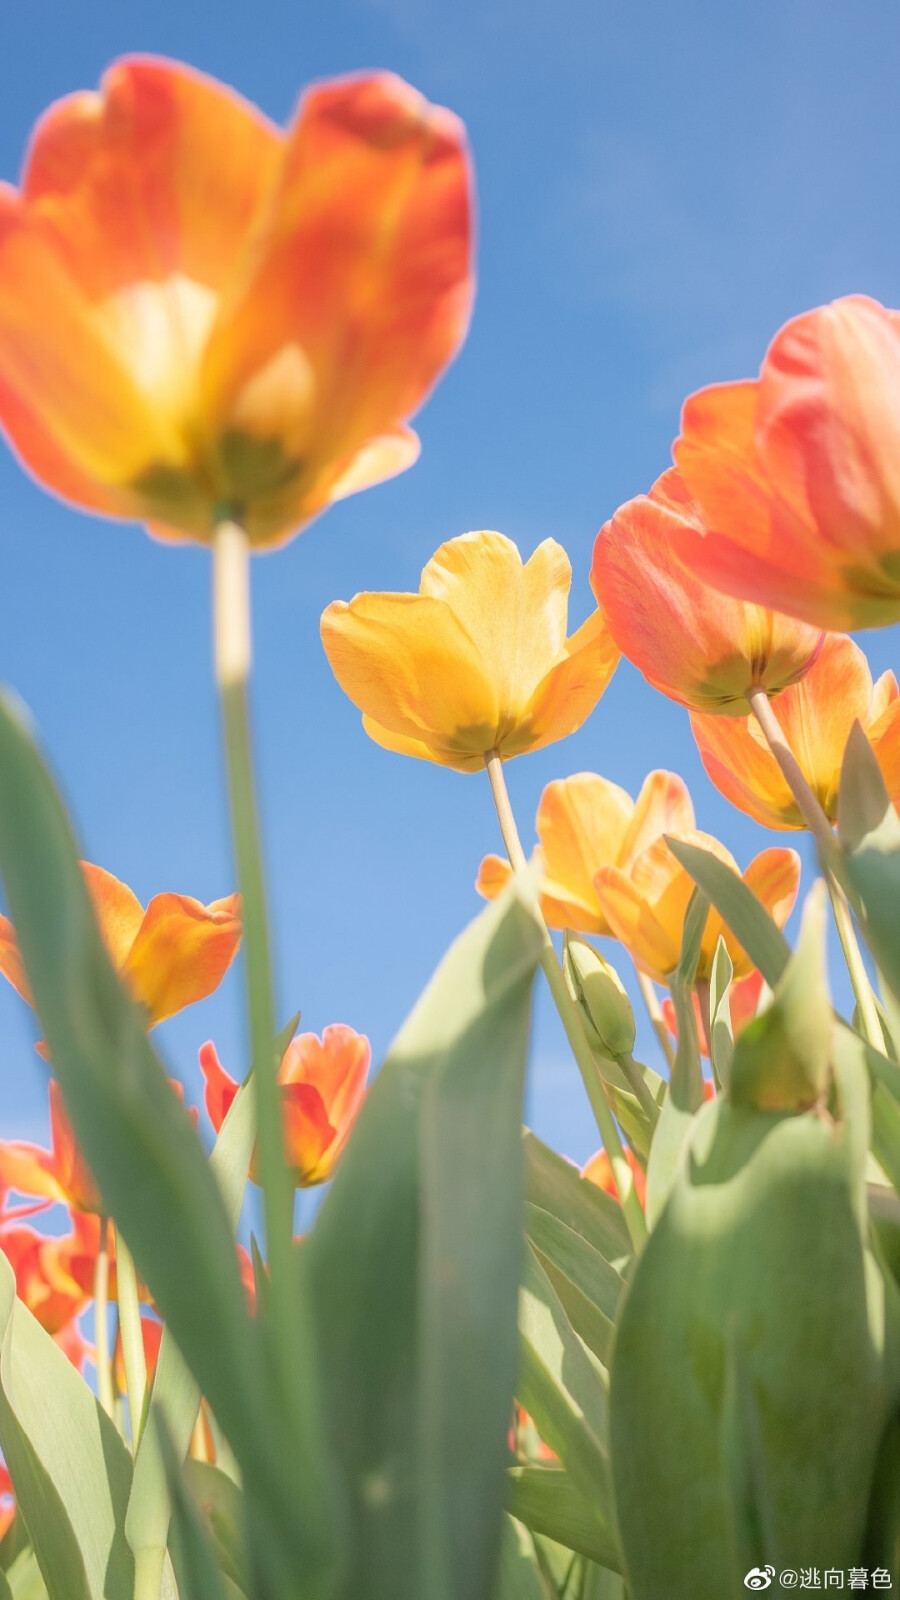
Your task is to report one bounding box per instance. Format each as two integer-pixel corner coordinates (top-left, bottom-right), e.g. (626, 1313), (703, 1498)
(534, 774), (634, 934)
(509, 610), (619, 759)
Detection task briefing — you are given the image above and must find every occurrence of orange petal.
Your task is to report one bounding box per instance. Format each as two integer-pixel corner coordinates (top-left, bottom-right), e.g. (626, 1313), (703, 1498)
(0, 912), (31, 1005)
(511, 609), (619, 759)
(691, 710), (798, 829)
(582, 1148), (646, 1208)
(122, 891), (241, 1026)
(202, 72), (473, 542)
(592, 467), (822, 712)
(80, 861), (145, 969)
(279, 1081), (337, 1186)
(532, 774), (634, 934)
(327, 426), (421, 503)
(718, 849), (800, 979)
(870, 695), (900, 813)
(620, 770), (695, 864)
(475, 853), (515, 903)
(198, 1040), (240, 1132)
(281, 1025), (369, 1165)
(593, 858), (683, 982)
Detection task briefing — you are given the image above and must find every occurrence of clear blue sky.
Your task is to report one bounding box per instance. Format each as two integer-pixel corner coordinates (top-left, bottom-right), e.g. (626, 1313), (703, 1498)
(1, 0), (899, 1176)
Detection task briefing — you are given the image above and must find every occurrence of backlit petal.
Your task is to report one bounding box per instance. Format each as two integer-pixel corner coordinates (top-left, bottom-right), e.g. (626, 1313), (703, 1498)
(123, 891), (241, 1026)
(81, 861), (145, 968)
(511, 610), (619, 757)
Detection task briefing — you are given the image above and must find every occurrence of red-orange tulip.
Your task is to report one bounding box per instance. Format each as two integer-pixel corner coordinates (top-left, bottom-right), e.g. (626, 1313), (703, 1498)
(476, 768), (693, 933)
(591, 468), (824, 713)
(691, 633), (900, 829)
(199, 1024), (370, 1187)
(0, 1465), (13, 1539)
(671, 296), (900, 630)
(582, 1147), (647, 1208)
(0, 58), (473, 548)
(0, 1222), (89, 1360)
(0, 1082), (101, 1213)
(0, 860), (240, 1036)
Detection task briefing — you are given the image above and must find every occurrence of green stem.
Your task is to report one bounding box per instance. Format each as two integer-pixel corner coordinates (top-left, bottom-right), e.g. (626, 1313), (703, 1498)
(93, 1216), (115, 1419)
(634, 966), (675, 1072)
(747, 686), (886, 1053)
(619, 1052), (661, 1126)
(133, 1547), (167, 1600)
(484, 752), (646, 1249)
(212, 522), (296, 1335)
(115, 1226), (148, 1448)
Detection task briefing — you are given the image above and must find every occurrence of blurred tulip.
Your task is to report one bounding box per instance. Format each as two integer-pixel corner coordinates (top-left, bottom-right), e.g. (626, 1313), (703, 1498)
(0, 860), (241, 1036)
(582, 1147), (647, 1208)
(690, 634), (900, 829)
(0, 1221), (89, 1364)
(593, 833), (800, 985)
(477, 768), (693, 931)
(591, 468), (824, 713)
(0, 1082), (102, 1213)
(671, 296), (900, 630)
(0, 1464), (13, 1539)
(321, 531), (619, 771)
(660, 969), (765, 1058)
(199, 1024), (370, 1186)
(0, 58), (473, 548)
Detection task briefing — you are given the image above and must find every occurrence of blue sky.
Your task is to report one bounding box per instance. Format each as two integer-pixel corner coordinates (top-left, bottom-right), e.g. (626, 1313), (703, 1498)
(0, 0), (899, 1179)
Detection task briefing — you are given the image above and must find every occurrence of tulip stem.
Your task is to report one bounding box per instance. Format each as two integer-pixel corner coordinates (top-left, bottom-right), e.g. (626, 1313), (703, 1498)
(212, 520), (296, 1339)
(747, 685), (886, 1052)
(115, 1226), (148, 1449)
(485, 752), (646, 1249)
(94, 1217), (115, 1419)
(634, 966), (676, 1072)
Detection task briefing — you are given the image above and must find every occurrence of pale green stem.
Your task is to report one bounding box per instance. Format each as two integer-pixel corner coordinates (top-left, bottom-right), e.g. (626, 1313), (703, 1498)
(133, 1547), (167, 1600)
(747, 686), (886, 1053)
(115, 1226), (148, 1448)
(634, 965), (675, 1071)
(93, 1216), (115, 1420)
(213, 521), (296, 1343)
(485, 752), (646, 1249)
(619, 1052), (661, 1126)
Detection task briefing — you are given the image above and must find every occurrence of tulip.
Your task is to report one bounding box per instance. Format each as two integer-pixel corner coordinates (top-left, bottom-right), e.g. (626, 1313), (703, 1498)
(0, 1082), (102, 1213)
(477, 768), (693, 931)
(582, 1147), (647, 1209)
(0, 860), (241, 1036)
(691, 634), (900, 830)
(0, 1222), (89, 1365)
(199, 1024), (370, 1186)
(321, 531), (618, 770)
(660, 970), (765, 1058)
(0, 58), (473, 548)
(591, 468), (824, 713)
(593, 832), (800, 986)
(670, 296), (900, 630)
(0, 1465), (13, 1539)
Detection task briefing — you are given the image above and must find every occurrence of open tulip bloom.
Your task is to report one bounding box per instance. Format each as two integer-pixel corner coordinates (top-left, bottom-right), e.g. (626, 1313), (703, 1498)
(0, 56), (473, 548)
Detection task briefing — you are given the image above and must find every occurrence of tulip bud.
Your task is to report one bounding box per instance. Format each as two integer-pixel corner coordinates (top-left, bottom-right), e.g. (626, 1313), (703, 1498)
(563, 933), (636, 1059)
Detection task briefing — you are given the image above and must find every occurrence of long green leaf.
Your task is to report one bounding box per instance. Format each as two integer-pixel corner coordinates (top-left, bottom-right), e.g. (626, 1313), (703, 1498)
(0, 1255), (133, 1600)
(304, 879), (543, 1600)
(524, 1204), (623, 1366)
(645, 886), (706, 1225)
(523, 1133), (631, 1273)
(506, 1468), (621, 1573)
(495, 1517), (556, 1600)
(0, 693), (340, 1594)
(665, 837), (790, 988)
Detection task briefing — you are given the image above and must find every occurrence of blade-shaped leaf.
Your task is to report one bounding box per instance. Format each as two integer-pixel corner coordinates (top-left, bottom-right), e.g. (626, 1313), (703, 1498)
(506, 1467), (621, 1573)
(839, 725), (900, 1004)
(523, 1133), (631, 1274)
(0, 1254), (133, 1600)
(707, 938), (734, 1090)
(665, 837), (790, 989)
(495, 1517), (556, 1600)
(524, 1204), (624, 1366)
(0, 692), (341, 1596)
(304, 879), (543, 1600)
(645, 886), (706, 1226)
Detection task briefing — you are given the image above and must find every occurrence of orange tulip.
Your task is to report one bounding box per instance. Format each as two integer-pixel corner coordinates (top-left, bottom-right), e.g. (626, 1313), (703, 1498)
(0, 1081), (102, 1213)
(321, 531), (619, 771)
(0, 1464), (13, 1539)
(476, 768), (693, 933)
(591, 468), (824, 713)
(0, 58), (473, 548)
(593, 832), (800, 985)
(670, 296), (900, 631)
(690, 633), (900, 830)
(0, 860), (240, 1037)
(199, 1023), (370, 1187)
(0, 1222), (89, 1362)
(582, 1147), (647, 1208)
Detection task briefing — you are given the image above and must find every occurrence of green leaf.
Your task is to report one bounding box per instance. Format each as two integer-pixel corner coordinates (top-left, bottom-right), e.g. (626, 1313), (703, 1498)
(184, 1463), (248, 1596)
(524, 1204), (624, 1366)
(495, 1517), (556, 1600)
(5, 1550), (47, 1600)
(610, 1024), (900, 1600)
(664, 837), (790, 989)
(304, 880), (543, 1600)
(0, 693), (340, 1596)
(523, 1133), (631, 1274)
(517, 1245), (610, 1504)
(0, 1254), (133, 1600)
(645, 886), (707, 1226)
(707, 938), (735, 1090)
(839, 724), (900, 1003)
(729, 883), (832, 1112)
(506, 1467), (621, 1573)
(157, 1419), (229, 1600)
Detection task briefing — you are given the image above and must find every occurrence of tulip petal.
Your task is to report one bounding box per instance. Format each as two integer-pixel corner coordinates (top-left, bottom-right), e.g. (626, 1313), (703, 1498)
(202, 72), (473, 538)
(691, 710), (796, 829)
(474, 853), (515, 903)
(80, 862), (145, 968)
(533, 774), (634, 934)
(0, 913), (31, 1005)
(322, 593), (499, 761)
(593, 862), (682, 982)
(122, 891), (241, 1026)
(327, 426), (421, 502)
(420, 533), (572, 709)
(511, 609), (619, 757)
(198, 1040), (240, 1132)
(620, 770), (695, 864)
(740, 847), (801, 937)
(869, 696), (900, 813)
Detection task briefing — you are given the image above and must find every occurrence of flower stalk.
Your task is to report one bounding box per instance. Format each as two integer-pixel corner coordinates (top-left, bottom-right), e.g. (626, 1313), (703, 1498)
(485, 752), (646, 1249)
(93, 1216), (115, 1420)
(115, 1227), (148, 1447)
